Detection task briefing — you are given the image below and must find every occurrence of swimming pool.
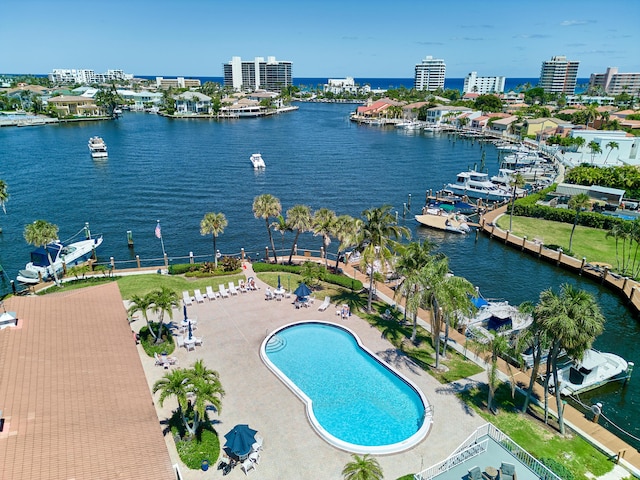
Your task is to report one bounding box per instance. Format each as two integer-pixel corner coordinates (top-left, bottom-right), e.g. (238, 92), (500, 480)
(260, 321), (432, 454)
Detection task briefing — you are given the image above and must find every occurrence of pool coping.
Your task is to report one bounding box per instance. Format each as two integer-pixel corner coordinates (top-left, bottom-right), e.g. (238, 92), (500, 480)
(259, 320), (433, 455)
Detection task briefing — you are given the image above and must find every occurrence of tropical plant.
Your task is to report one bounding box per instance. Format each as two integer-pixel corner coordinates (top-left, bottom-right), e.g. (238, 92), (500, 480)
(0, 179), (8, 214)
(471, 333), (512, 414)
(271, 214), (290, 253)
(312, 208), (337, 268)
(583, 103), (599, 128)
(153, 368), (190, 431)
(200, 212), (227, 268)
(357, 205), (410, 312)
(252, 194), (282, 263)
(508, 172), (525, 231)
(128, 293), (157, 340)
(394, 240), (435, 332)
(285, 204), (312, 264)
(519, 301), (551, 414)
(536, 284), (604, 434)
(604, 141), (619, 165)
(587, 141), (602, 164)
(148, 286), (179, 343)
(332, 214), (360, 271)
(23, 219), (61, 285)
(567, 193), (592, 253)
(341, 454), (384, 480)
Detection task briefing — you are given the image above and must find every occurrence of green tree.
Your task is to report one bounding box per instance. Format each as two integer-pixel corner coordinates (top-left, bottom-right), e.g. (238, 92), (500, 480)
(200, 212), (227, 268)
(357, 205), (410, 313)
(94, 83), (123, 118)
(271, 214), (291, 254)
(567, 193), (592, 253)
(395, 241), (434, 331)
(342, 454), (384, 480)
(508, 173), (525, 231)
(285, 204), (312, 264)
(518, 301), (550, 414)
(312, 208), (337, 268)
(23, 219), (61, 285)
(587, 141), (602, 164)
(252, 194), (282, 263)
(153, 368), (190, 432)
(186, 359), (225, 436)
(127, 293), (157, 341)
(475, 94), (503, 113)
(604, 141), (619, 165)
(333, 214), (360, 272)
(0, 179), (8, 214)
(149, 286), (179, 343)
(536, 284), (604, 434)
(584, 103), (599, 128)
(435, 273), (476, 359)
(472, 333), (512, 414)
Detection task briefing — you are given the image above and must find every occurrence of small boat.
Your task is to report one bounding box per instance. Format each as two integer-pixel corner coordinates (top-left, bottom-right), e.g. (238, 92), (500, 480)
(460, 296), (533, 342)
(395, 120), (421, 130)
(88, 136), (108, 159)
(415, 207), (471, 234)
(444, 171), (512, 202)
(250, 153), (266, 169)
(426, 193), (478, 215)
(17, 225), (103, 284)
(549, 349), (632, 396)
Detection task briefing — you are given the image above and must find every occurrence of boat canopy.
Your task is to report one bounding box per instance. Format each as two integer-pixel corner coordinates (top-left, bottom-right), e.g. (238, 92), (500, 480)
(29, 244), (62, 267)
(471, 296), (488, 308)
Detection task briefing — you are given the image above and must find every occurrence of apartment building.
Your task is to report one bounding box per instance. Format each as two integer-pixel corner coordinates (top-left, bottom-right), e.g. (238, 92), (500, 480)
(538, 56), (580, 94)
(223, 56), (292, 92)
(589, 67), (640, 96)
(463, 72), (506, 94)
(414, 56), (446, 92)
(155, 77), (201, 89)
(48, 68), (133, 85)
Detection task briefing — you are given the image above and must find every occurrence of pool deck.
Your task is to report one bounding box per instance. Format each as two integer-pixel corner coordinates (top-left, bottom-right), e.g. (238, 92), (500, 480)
(133, 263), (487, 479)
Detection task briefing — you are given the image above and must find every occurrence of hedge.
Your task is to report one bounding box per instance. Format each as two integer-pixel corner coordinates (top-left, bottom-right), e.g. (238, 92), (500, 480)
(252, 262), (363, 290)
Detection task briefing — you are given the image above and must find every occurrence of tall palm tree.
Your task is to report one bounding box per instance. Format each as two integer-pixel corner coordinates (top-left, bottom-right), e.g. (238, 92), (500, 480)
(519, 301), (551, 414)
(200, 212), (227, 268)
(332, 214), (360, 271)
(342, 454), (384, 480)
(536, 284), (604, 434)
(149, 286), (179, 343)
(252, 194), (281, 263)
(185, 359), (225, 436)
(604, 141), (619, 165)
(584, 103), (599, 128)
(395, 241), (435, 326)
(0, 179), (8, 214)
(435, 274), (476, 359)
(286, 204), (312, 264)
(472, 333), (511, 414)
(508, 172), (525, 232)
(23, 219), (61, 285)
(567, 193), (591, 253)
(312, 208), (337, 268)
(587, 141), (602, 164)
(127, 293), (157, 340)
(270, 214), (290, 254)
(357, 205), (410, 313)
(153, 368), (190, 432)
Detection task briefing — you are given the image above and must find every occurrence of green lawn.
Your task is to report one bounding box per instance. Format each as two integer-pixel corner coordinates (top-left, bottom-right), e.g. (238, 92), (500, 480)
(496, 215), (621, 270)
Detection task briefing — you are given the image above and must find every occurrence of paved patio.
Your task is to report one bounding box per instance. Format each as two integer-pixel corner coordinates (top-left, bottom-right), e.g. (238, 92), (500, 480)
(133, 264), (486, 479)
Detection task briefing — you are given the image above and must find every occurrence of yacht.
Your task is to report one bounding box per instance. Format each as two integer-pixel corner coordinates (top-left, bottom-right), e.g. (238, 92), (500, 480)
(415, 207), (471, 234)
(460, 298), (533, 343)
(250, 153), (266, 169)
(444, 171), (512, 202)
(17, 225), (103, 284)
(88, 136), (108, 159)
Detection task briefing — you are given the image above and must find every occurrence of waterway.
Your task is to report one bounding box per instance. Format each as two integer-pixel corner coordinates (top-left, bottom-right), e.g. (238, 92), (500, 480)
(0, 102), (637, 447)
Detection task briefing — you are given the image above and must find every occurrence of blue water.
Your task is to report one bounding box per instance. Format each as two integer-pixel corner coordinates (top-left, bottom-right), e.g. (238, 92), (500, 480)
(265, 323), (425, 447)
(0, 103), (636, 446)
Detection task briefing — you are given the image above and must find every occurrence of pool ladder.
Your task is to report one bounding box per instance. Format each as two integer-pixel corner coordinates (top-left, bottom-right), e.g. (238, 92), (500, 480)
(265, 334), (287, 353)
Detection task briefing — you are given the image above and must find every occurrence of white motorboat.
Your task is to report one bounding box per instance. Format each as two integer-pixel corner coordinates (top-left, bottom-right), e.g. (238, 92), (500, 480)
(415, 208), (471, 234)
(395, 120), (421, 130)
(17, 225), (103, 284)
(444, 171), (512, 202)
(250, 153), (266, 169)
(549, 349), (632, 396)
(88, 136), (108, 159)
(460, 297), (533, 342)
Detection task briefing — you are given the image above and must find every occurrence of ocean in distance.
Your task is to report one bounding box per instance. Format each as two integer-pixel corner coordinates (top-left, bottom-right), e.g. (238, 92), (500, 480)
(0, 102), (636, 446)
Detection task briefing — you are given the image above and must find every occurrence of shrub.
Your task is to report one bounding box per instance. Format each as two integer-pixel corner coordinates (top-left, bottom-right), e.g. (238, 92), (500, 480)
(139, 323), (175, 356)
(541, 457), (574, 480)
(251, 262), (300, 273)
(220, 256), (241, 272)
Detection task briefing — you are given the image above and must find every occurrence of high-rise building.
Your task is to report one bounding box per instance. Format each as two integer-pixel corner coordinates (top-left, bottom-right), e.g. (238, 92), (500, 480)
(414, 56), (446, 92)
(463, 72), (506, 94)
(589, 67), (640, 96)
(223, 56), (292, 92)
(48, 68), (133, 84)
(538, 55), (580, 94)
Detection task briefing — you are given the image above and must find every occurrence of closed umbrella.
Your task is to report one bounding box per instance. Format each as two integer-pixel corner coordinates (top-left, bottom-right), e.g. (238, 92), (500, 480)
(294, 283), (311, 298)
(188, 320), (193, 340)
(277, 275), (281, 290)
(224, 424), (258, 459)
(183, 303), (188, 321)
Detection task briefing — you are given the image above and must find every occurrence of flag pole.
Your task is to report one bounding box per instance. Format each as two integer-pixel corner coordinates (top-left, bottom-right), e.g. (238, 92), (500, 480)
(156, 220), (166, 257)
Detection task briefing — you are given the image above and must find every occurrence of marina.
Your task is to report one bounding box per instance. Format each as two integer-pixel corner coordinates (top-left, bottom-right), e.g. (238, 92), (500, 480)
(0, 102), (638, 450)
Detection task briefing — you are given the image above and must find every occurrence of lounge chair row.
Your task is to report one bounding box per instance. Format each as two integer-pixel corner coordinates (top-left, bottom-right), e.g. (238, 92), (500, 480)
(182, 280), (256, 305)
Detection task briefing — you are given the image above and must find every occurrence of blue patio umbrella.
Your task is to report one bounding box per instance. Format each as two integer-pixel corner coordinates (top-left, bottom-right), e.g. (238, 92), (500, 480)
(224, 424), (258, 459)
(294, 283), (312, 298)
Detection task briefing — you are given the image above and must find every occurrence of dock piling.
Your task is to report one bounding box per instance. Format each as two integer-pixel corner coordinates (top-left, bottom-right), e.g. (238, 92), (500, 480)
(127, 230), (133, 248)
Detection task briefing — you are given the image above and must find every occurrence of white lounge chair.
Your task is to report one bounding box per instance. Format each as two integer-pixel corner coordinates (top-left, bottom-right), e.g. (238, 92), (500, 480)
(175, 335), (185, 348)
(194, 289), (205, 303)
(205, 285), (217, 300)
(182, 291), (193, 306)
(228, 282), (239, 295)
(193, 336), (204, 346)
(318, 296), (331, 311)
(219, 284), (229, 298)
(241, 458), (255, 475)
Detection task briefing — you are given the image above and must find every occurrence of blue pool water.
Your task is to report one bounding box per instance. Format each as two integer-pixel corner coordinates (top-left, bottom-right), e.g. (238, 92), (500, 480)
(262, 322), (430, 453)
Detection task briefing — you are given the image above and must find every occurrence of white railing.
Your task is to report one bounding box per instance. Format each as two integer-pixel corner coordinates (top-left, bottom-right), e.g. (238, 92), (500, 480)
(414, 424), (561, 480)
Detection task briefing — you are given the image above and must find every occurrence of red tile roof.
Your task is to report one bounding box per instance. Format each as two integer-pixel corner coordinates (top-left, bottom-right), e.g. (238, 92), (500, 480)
(0, 283), (175, 480)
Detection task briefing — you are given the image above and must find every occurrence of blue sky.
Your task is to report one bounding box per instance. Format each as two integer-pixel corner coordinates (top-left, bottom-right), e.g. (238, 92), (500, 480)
(2, 0), (638, 79)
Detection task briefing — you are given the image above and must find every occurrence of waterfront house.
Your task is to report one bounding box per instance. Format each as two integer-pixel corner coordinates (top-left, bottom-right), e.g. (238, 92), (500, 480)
(426, 105), (473, 127)
(356, 97), (404, 119)
(402, 101), (430, 121)
(172, 91), (212, 114)
(46, 95), (104, 116)
(488, 115), (519, 137)
(220, 97), (264, 117)
(515, 117), (568, 138)
(116, 89), (163, 110)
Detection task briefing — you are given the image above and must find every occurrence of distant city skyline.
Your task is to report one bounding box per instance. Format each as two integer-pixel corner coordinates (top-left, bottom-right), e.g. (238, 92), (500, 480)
(2, 0), (638, 79)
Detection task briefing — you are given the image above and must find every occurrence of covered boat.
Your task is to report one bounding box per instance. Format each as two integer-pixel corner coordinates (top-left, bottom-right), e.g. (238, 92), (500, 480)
(415, 208), (470, 234)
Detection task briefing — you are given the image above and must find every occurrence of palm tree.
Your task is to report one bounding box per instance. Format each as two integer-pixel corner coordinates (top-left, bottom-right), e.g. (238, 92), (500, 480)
(153, 368), (190, 432)
(0, 179), (8, 214)
(252, 194), (281, 263)
(536, 284), (604, 434)
(312, 208), (337, 268)
(332, 214), (360, 271)
(508, 172), (525, 232)
(573, 135), (586, 152)
(200, 212), (227, 268)
(270, 214), (290, 254)
(357, 205), (410, 313)
(604, 141), (619, 165)
(435, 273), (476, 359)
(519, 301), (551, 414)
(587, 141), (602, 164)
(584, 103), (599, 128)
(395, 241), (435, 329)
(23, 219), (61, 285)
(285, 204), (312, 264)
(149, 286), (179, 343)
(342, 454), (384, 480)
(185, 359), (224, 436)
(567, 193), (591, 253)
(127, 293), (156, 340)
